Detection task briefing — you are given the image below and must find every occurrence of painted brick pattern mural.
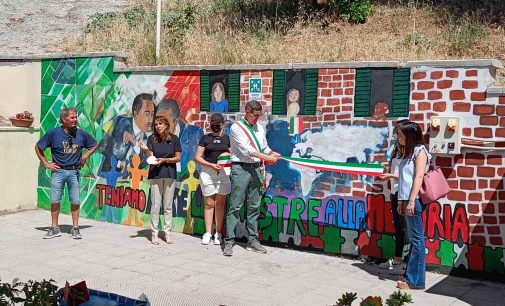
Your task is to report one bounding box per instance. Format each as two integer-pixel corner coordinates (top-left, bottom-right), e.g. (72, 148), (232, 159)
(37, 57), (505, 279)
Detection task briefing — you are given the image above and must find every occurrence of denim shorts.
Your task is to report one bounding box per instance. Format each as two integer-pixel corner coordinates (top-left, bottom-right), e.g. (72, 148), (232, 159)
(50, 169), (80, 205)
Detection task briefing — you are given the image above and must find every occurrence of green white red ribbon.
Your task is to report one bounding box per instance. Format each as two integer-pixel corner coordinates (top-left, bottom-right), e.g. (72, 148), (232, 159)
(279, 156), (384, 177)
(217, 155), (232, 167)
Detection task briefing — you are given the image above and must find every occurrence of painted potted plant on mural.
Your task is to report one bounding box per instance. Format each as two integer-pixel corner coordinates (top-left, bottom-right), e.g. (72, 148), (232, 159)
(9, 111), (34, 127)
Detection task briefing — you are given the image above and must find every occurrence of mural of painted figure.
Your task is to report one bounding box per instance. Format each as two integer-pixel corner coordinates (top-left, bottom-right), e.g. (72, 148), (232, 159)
(156, 98), (204, 176)
(210, 82), (229, 112)
(286, 88), (301, 118)
(101, 93), (155, 174)
(371, 101), (389, 121)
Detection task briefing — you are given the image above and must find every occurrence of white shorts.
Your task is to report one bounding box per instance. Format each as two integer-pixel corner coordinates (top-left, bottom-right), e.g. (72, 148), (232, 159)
(199, 166), (231, 197)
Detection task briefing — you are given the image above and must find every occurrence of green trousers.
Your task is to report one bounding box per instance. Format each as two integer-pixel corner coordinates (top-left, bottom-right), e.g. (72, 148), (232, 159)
(225, 164), (262, 244)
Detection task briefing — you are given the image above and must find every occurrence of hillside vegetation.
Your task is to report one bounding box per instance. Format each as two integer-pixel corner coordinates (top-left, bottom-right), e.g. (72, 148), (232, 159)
(65, 0), (505, 75)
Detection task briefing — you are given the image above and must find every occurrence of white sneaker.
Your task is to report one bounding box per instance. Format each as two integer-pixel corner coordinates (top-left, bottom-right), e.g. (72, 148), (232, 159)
(378, 258), (401, 270)
(201, 232), (212, 245)
(214, 232), (222, 245)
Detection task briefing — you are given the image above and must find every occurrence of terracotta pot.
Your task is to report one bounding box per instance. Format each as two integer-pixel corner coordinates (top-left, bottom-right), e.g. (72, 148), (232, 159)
(10, 117), (34, 127)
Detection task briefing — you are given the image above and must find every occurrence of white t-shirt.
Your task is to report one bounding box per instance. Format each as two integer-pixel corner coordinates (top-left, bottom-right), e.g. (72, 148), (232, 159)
(390, 157), (400, 194)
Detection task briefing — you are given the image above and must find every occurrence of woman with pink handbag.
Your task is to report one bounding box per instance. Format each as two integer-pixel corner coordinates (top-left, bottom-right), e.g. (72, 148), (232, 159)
(396, 121), (432, 290)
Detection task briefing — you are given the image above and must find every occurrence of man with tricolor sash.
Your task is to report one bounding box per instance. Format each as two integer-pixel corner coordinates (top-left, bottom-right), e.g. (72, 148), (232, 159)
(223, 100), (280, 256)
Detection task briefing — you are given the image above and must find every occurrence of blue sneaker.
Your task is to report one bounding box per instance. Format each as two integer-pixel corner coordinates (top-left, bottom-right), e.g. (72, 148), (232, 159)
(43, 227), (61, 239)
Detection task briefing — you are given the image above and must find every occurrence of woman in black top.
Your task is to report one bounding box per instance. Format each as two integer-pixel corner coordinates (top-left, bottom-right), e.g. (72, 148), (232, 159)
(194, 113), (231, 245)
(140, 115), (181, 245)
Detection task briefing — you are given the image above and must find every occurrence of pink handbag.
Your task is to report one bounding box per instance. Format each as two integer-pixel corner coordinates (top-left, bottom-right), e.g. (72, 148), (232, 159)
(419, 161), (451, 203)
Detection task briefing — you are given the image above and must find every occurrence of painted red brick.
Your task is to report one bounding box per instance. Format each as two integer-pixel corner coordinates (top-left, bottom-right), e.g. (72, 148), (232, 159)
(337, 114), (351, 119)
(343, 81), (354, 87)
(440, 168), (455, 178)
(469, 216), (482, 225)
(462, 80), (479, 89)
(324, 114), (336, 121)
(418, 81), (435, 90)
(466, 70), (478, 77)
(473, 104), (495, 115)
(332, 75), (342, 81)
(487, 155), (503, 165)
(462, 128), (472, 136)
(467, 204), (480, 214)
(500, 96), (505, 104)
(490, 237), (503, 246)
(479, 180), (488, 189)
(412, 93), (425, 100)
(413, 72), (426, 79)
(499, 202), (505, 212)
(446, 70), (459, 78)
(342, 97), (353, 104)
(321, 89), (332, 97)
(478, 167), (496, 178)
(417, 102), (431, 110)
(474, 128), (493, 138)
(333, 88), (343, 96)
(338, 69), (351, 74)
(489, 179), (504, 190)
(353, 191), (366, 197)
(447, 190), (466, 201)
(457, 166), (474, 177)
(433, 102), (446, 112)
(327, 98), (341, 106)
(435, 156), (452, 167)
(500, 118), (505, 127)
(483, 215), (497, 224)
(318, 82), (329, 88)
(480, 116), (498, 125)
(469, 193), (482, 201)
(471, 235), (487, 245)
(460, 180), (477, 190)
(465, 153), (485, 165)
(450, 90), (466, 100)
(345, 88), (354, 95)
(447, 179), (458, 189)
(483, 203), (496, 214)
(430, 71), (443, 79)
(312, 191), (325, 198)
(470, 225), (485, 234)
(428, 91), (443, 100)
(343, 74), (354, 81)
(470, 92), (486, 101)
(497, 106), (505, 116)
(437, 80), (453, 89)
(261, 70), (273, 78)
(453, 102), (471, 112)
(333, 106), (341, 112)
(409, 113), (424, 121)
(409, 104), (415, 111)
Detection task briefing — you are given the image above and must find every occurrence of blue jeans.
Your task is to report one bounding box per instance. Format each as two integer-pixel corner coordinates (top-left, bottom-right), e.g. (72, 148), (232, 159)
(50, 169), (80, 204)
(403, 199), (425, 289)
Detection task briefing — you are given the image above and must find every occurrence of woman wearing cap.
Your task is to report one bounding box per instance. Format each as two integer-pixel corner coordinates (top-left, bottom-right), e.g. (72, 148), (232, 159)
(194, 113), (231, 245)
(139, 115), (181, 245)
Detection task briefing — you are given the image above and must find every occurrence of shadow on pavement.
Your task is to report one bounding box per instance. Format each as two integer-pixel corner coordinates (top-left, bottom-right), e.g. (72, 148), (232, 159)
(35, 225), (92, 234)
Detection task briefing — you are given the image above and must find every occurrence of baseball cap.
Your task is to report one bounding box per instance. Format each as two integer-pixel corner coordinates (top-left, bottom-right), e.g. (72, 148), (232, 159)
(210, 113), (225, 123)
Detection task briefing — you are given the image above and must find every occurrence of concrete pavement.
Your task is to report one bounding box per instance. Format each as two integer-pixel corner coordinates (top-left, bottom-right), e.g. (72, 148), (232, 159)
(0, 210), (503, 306)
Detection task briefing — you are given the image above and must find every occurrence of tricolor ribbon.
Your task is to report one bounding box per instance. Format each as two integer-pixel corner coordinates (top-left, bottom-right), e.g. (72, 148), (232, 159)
(235, 119), (267, 186)
(217, 155), (232, 167)
(279, 156), (384, 177)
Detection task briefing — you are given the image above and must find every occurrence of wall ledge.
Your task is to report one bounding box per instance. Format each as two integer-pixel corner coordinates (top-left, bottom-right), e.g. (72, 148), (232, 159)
(0, 126), (40, 132)
(0, 52), (128, 62)
(487, 86), (505, 97)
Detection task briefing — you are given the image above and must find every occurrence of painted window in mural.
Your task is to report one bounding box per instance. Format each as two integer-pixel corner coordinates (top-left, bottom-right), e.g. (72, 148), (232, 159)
(354, 68), (411, 119)
(272, 69), (318, 117)
(199, 70), (240, 112)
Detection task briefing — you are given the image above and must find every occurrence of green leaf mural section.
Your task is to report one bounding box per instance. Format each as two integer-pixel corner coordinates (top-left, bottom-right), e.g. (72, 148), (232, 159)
(39, 57), (119, 218)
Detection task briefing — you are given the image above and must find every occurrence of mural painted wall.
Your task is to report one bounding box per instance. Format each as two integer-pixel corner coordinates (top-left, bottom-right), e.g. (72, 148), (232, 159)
(38, 57), (505, 278)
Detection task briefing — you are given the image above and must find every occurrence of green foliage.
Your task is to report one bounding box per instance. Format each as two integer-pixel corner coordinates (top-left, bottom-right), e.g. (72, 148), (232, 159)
(85, 11), (117, 33)
(400, 34), (435, 53)
(336, 292), (358, 306)
(335, 290), (413, 306)
(0, 278), (58, 306)
(330, 0), (375, 23)
(385, 290), (413, 306)
(444, 16), (486, 55)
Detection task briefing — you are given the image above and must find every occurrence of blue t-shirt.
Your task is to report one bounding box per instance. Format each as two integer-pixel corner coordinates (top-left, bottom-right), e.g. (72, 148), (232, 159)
(210, 100), (229, 112)
(37, 127), (97, 166)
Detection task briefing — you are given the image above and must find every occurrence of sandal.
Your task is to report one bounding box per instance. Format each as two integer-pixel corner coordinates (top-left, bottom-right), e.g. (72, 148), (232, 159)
(151, 235), (160, 245)
(396, 280), (417, 290)
(163, 234), (174, 244)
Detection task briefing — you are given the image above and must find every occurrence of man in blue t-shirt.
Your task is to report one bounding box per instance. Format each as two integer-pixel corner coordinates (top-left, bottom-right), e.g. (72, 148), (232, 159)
(35, 107), (98, 239)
